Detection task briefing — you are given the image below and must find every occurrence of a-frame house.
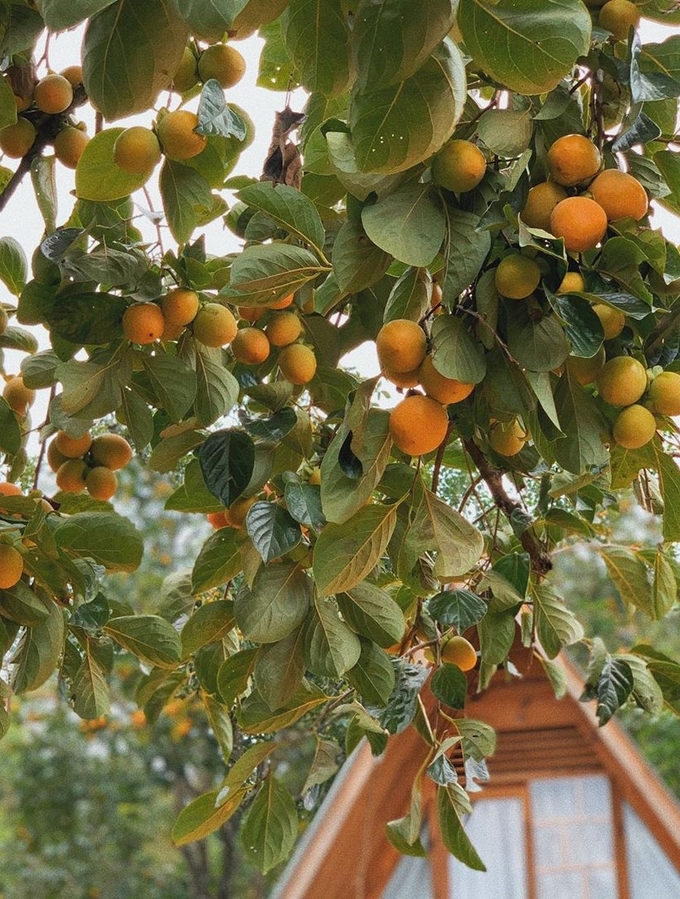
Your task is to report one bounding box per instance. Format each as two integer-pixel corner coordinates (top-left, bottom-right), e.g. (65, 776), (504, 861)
(271, 653), (680, 899)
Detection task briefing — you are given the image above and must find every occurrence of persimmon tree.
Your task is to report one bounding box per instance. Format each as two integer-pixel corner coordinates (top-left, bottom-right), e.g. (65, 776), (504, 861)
(2, 0), (680, 873)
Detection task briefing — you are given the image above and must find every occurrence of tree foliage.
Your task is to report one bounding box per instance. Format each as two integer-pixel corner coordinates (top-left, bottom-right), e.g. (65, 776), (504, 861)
(1, 0), (680, 874)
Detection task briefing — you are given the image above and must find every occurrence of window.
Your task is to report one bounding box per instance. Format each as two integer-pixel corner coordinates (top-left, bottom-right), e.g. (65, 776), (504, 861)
(382, 851), (433, 899)
(623, 802), (680, 898)
(530, 775), (617, 899)
(448, 794), (529, 898)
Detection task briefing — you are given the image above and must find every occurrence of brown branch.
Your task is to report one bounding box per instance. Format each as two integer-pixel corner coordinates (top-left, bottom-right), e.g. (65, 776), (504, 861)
(463, 438), (552, 577)
(0, 84), (89, 214)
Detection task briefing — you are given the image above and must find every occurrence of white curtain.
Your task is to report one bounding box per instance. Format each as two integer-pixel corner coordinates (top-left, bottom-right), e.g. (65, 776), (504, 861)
(448, 796), (529, 899)
(624, 802), (680, 898)
(530, 774), (617, 899)
(382, 852), (434, 899)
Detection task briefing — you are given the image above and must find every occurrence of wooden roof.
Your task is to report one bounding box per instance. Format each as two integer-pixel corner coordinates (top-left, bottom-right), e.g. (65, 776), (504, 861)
(271, 652), (680, 899)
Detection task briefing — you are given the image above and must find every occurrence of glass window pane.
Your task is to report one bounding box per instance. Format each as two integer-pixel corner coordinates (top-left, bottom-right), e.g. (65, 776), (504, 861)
(381, 853), (433, 899)
(588, 867), (617, 898)
(531, 775), (617, 898)
(624, 802), (680, 898)
(449, 796), (528, 899)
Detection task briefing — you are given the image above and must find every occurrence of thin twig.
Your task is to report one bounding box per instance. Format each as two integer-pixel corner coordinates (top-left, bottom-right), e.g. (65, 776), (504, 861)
(31, 385), (56, 493)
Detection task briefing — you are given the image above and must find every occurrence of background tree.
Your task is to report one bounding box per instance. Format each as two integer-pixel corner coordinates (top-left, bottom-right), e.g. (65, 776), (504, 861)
(2, 0), (680, 876)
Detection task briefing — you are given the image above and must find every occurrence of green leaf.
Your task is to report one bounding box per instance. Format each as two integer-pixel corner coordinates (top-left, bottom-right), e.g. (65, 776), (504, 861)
(597, 237), (654, 306)
(11, 596), (65, 694)
(336, 582), (405, 647)
(386, 793), (427, 856)
(302, 737), (340, 793)
(83, 0), (188, 120)
(148, 429), (205, 474)
(282, 0), (355, 97)
(222, 243), (326, 307)
(197, 80), (247, 139)
(203, 694), (234, 763)
(234, 562), (312, 643)
(599, 545), (655, 619)
(31, 156), (57, 233)
(351, 39), (467, 174)
(313, 502), (398, 596)
(442, 209), (492, 302)
(325, 130), (403, 202)
(594, 657), (634, 726)
(238, 681), (327, 733)
(0, 236), (26, 295)
(304, 595), (362, 676)
(352, 0), (455, 91)
(172, 786), (247, 847)
(426, 589), (488, 632)
(181, 600), (235, 658)
(254, 628), (305, 710)
(478, 108), (533, 156)
(331, 220), (392, 294)
(159, 160), (213, 245)
(175, 0), (250, 39)
(431, 663), (467, 710)
(430, 313), (487, 384)
(0, 398), (21, 455)
(531, 582), (584, 659)
(652, 551), (677, 621)
(404, 487), (484, 581)
(237, 181), (325, 256)
(166, 458), (225, 514)
(552, 370), (610, 474)
(548, 292), (604, 360)
(192, 528), (242, 595)
(141, 352), (197, 422)
(198, 428), (256, 508)
(75, 128), (154, 201)
(55, 511), (144, 572)
(374, 660), (428, 734)
(437, 784), (486, 870)
(0, 325), (39, 354)
(0, 580), (50, 626)
(505, 307), (570, 373)
(72, 644), (111, 719)
(457, 718), (497, 761)
(241, 776), (298, 874)
(321, 403), (392, 524)
(346, 639), (396, 706)
(119, 386), (154, 452)
(457, 0), (591, 95)
(283, 479), (325, 531)
(623, 654), (664, 716)
(478, 610), (515, 667)
(104, 615), (182, 668)
(362, 183), (446, 268)
(383, 267), (431, 324)
(0, 73), (16, 131)
(46, 294), (127, 347)
(37, 0), (115, 31)
(217, 648), (257, 706)
(650, 441), (680, 542)
(246, 501), (301, 564)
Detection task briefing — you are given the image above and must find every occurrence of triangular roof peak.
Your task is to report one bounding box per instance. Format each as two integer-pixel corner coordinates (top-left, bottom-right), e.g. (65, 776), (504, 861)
(272, 653), (680, 899)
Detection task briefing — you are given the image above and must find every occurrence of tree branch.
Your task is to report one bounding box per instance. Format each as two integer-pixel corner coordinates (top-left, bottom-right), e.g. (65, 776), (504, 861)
(0, 84), (89, 214)
(463, 438), (552, 576)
